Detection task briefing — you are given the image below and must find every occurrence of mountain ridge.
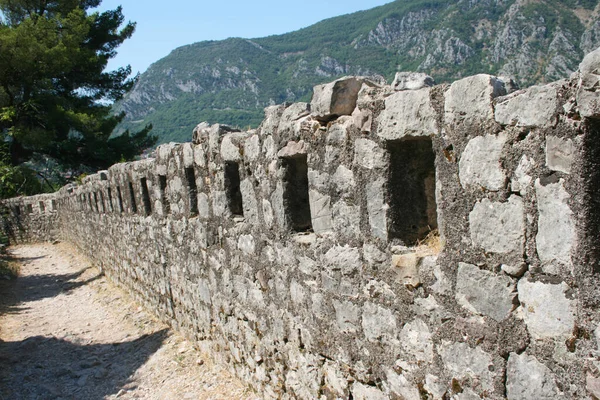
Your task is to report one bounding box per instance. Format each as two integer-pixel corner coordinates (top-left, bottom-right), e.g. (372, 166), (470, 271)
(115, 0), (600, 144)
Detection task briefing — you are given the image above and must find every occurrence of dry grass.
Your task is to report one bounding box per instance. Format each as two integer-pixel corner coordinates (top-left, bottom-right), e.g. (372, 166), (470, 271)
(414, 229), (443, 257)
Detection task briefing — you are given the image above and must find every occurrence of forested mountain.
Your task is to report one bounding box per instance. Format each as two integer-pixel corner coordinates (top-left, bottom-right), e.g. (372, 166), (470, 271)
(115, 0), (600, 144)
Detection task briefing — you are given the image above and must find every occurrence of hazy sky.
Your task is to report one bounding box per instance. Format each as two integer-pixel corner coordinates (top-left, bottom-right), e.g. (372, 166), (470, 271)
(95, 0), (394, 75)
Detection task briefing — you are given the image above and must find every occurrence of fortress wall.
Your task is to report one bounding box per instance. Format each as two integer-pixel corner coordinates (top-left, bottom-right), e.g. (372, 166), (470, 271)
(3, 49), (600, 399)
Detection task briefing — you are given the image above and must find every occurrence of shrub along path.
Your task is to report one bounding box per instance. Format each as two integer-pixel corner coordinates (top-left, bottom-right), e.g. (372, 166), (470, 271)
(0, 242), (257, 400)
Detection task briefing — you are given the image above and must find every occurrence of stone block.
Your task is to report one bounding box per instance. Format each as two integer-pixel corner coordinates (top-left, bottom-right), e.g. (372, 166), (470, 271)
(333, 300), (361, 334)
(376, 88), (438, 141)
(506, 353), (561, 399)
(362, 302), (396, 342)
(385, 370), (421, 400)
(459, 133), (507, 191)
(577, 46), (600, 119)
(495, 85), (559, 127)
(469, 195), (524, 255)
(439, 342), (495, 391)
(517, 277), (576, 340)
(277, 140), (308, 159)
(352, 382), (388, 400)
(237, 234), (255, 255)
(323, 245), (361, 276)
(366, 178), (387, 241)
(391, 253), (421, 288)
(546, 135), (575, 174)
(535, 179), (575, 271)
(445, 74), (506, 125)
(311, 77), (364, 121)
(332, 165), (355, 196)
(399, 319), (434, 362)
(244, 134), (261, 162)
(455, 262), (516, 322)
(240, 179), (259, 225)
(391, 71), (435, 91)
(332, 200), (360, 239)
(353, 139), (387, 170)
(309, 190), (333, 234)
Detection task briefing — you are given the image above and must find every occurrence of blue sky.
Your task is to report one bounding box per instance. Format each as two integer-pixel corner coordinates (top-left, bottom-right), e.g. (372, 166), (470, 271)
(95, 0), (394, 75)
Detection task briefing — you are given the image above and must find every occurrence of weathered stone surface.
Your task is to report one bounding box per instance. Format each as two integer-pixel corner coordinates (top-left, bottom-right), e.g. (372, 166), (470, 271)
(333, 300), (361, 334)
(323, 245), (361, 276)
(220, 135), (241, 161)
(439, 342), (495, 391)
(445, 74), (506, 125)
(459, 133), (507, 191)
(385, 370), (421, 400)
(237, 234), (255, 255)
(243, 134), (261, 162)
(587, 373), (600, 400)
(277, 140), (308, 159)
(535, 179), (575, 270)
(391, 253), (421, 287)
(332, 165), (355, 196)
(353, 139), (386, 170)
(399, 319), (434, 362)
(495, 85), (559, 127)
(456, 263), (516, 322)
(391, 71), (435, 91)
(362, 302), (396, 342)
(511, 155), (534, 195)
(352, 382), (388, 400)
(546, 135), (575, 174)
(577, 46), (600, 118)
(240, 179), (259, 225)
(517, 277), (575, 340)
(469, 195), (524, 254)
(311, 77), (364, 121)
(376, 88), (438, 141)
(506, 353), (561, 399)
(366, 179), (387, 241)
(309, 190), (333, 233)
(332, 201), (360, 239)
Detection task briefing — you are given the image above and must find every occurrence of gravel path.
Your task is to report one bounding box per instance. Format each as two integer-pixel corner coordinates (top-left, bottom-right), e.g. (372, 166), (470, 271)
(0, 242), (258, 400)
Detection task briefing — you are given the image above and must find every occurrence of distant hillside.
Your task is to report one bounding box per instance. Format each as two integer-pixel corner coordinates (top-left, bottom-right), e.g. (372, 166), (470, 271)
(115, 0), (600, 144)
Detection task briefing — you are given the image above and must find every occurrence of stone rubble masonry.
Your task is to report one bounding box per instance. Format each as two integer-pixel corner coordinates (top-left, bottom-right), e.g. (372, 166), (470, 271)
(3, 47), (600, 400)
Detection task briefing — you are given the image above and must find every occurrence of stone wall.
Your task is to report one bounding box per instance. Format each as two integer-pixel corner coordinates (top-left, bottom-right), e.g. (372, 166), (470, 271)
(3, 48), (600, 400)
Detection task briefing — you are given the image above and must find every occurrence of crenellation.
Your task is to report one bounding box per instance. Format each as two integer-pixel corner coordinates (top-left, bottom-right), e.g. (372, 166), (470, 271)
(4, 46), (600, 400)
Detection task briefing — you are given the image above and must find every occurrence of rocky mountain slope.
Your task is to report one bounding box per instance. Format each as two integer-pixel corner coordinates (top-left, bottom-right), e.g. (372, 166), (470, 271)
(116, 0), (600, 144)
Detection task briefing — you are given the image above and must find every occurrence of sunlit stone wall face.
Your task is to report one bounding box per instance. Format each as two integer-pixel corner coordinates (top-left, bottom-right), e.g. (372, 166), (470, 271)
(4, 48), (600, 400)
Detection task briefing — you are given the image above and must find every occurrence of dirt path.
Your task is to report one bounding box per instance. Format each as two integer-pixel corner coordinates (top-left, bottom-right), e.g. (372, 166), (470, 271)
(0, 242), (259, 400)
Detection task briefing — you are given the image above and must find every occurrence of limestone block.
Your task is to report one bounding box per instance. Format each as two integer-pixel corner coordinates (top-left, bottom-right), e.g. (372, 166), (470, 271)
(455, 262), (516, 322)
(511, 155), (534, 195)
(323, 362), (348, 398)
(261, 199), (274, 228)
(424, 375), (446, 400)
(182, 142), (195, 167)
(191, 121), (211, 144)
(332, 200), (360, 239)
(323, 245), (361, 276)
(506, 353), (561, 399)
(332, 165), (355, 196)
(517, 277), (575, 340)
(198, 193), (210, 219)
(311, 77), (364, 121)
(237, 234), (255, 255)
(376, 88), (438, 141)
(271, 182), (285, 228)
(244, 134), (261, 162)
(309, 189), (333, 233)
(399, 319), (434, 362)
(262, 135), (276, 159)
(307, 169), (330, 191)
(353, 139), (387, 170)
(535, 179), (575, 270)
(445, 74), (507, 125)
(385, 370), (421, 400)
(277, 140), (308, 159)
(439, 342), (495, 391)
(392, 72), (435, 91)
(362, 302), (396, 342)
(363, 243), (387, 267)
(290, 280), (305, 305)
(391, 253), (421, 288)
(459, 133), (507, 191)
(366, 178), (388, 241)
(577, 46), (600, 119)
(495, 85), (559, 127)
(193, 144), (206, 168)
(469, 195), (524, 254)
(587, 374), (600, 400)
(546, 136), (575, 174)
(277, 103), (312, 140)
(240, 179), (259, 225)
(259, 104), (286, 136)
(333, 300), (361, 334)
(326, 122), (349, 145)
(352, 382), (388, 400)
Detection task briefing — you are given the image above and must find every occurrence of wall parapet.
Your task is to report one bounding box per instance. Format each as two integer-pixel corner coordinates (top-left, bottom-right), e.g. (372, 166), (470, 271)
(3, 47), (600, 399)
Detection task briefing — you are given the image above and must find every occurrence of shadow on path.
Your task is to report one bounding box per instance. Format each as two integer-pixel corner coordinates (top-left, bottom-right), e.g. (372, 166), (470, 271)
(0, 267), (100, 316)
(0, 329), (169, 400)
